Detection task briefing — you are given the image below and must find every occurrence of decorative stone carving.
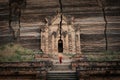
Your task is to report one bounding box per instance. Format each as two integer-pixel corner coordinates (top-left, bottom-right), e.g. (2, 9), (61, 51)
(40, 14), (81, 55)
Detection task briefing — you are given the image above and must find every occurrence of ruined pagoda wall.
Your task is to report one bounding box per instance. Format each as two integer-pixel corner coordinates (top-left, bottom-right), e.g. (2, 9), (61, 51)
(66, 0), (120, 53)
(0, 0), (120, 53)
(19, 0), (41, 50)
(105, 0), (120, 51)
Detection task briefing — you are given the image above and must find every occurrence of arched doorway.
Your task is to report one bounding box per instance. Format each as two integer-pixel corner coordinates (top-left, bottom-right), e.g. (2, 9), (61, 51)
(58, 39), (63, 52)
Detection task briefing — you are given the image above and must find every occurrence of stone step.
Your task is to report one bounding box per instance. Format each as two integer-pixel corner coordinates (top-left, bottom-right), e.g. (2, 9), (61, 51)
(53, 64), (71, 71)
(47, 71), (77, 80)
(51, 59), (72, 71)
(52, 59), (72, 64)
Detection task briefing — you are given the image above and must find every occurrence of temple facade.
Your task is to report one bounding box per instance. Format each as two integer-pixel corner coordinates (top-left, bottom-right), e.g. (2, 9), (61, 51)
(41, 14), (81, 54)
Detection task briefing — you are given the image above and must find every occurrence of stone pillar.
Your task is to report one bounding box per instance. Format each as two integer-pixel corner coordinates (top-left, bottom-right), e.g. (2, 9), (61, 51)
(46, 29), (49, 54)
(41, 34), (43, 51)
(63, 36), (66, 53)
(71, 31), (76, 54)
(47, 26), (52, 54)
(52, 35), (54, 54)
(75, 31), (81, 54)
(54, 37), (57, 53)
(45, 36), (47, 53)
(66, 34), (69, 54)
(68, 34), (72, 53)
(41, 35), (45, 53)
(48, 35), (52, 54)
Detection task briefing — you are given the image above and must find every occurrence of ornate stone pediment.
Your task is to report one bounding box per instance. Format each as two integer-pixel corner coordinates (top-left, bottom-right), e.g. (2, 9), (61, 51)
(51, 14), (67, 25)
(45, 13), (74, 26)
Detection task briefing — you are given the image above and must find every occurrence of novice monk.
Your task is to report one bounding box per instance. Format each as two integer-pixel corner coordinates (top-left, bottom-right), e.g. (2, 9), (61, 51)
(58, 54), (63, 64)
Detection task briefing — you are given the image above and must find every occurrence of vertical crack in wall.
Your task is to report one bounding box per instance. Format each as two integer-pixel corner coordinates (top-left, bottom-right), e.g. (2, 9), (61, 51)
(97, 0), (108, 51)
(9, 0), (13, 36)
(59, 0), (63, 39)
(9, 0), (21, 41)
(58, 0), (64, 52)
(9, 0), (26, 41)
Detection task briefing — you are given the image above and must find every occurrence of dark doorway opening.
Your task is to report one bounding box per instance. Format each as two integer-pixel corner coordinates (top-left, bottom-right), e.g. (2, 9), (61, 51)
(58, 39), (63, 53)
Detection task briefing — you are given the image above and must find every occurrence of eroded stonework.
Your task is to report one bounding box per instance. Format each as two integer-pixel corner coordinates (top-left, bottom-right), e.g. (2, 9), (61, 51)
(41, 14), (81, 55)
